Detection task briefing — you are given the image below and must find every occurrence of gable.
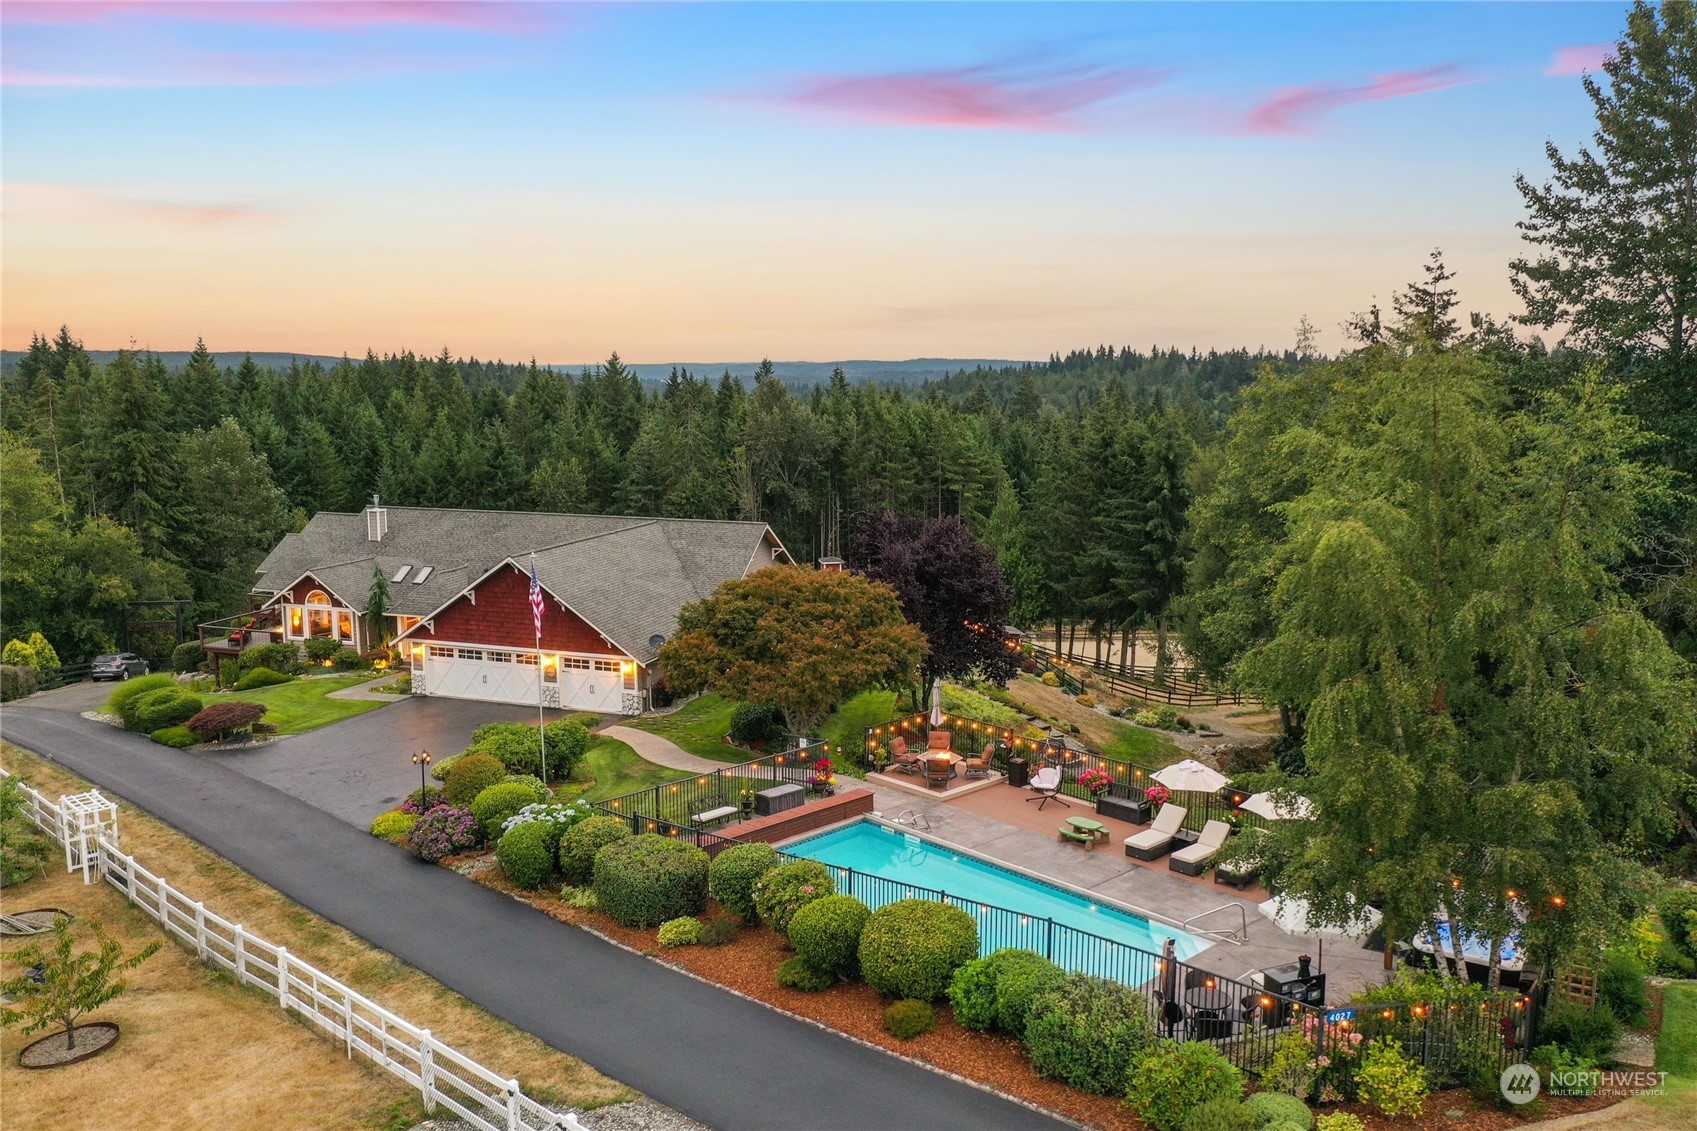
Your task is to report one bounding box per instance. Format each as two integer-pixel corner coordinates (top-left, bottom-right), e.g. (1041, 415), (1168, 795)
(400, 563), (624, 657)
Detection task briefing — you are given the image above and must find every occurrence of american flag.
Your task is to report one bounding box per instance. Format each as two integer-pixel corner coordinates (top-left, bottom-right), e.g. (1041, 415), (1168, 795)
(529, 560), (545, 638)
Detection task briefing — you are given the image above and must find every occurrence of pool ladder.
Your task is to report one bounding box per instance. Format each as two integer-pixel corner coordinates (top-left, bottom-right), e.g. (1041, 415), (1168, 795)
(1180, 903), (1250, 945)
(891, 809), (932, 832)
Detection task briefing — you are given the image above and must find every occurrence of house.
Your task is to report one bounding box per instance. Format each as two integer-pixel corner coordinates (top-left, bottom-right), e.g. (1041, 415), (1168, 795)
(230, 499), (791, 714)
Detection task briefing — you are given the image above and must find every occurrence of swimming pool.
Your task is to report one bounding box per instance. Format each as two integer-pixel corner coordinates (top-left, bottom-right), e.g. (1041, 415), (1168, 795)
(784, 819), (1208, 963)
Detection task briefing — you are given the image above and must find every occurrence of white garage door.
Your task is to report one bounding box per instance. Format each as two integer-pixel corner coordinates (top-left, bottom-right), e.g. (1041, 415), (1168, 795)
(423, 647), (627, 713)
(425, 647), (537, 704)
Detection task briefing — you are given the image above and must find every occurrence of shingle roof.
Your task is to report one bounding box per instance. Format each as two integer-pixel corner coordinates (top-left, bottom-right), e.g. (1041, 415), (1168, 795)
(254, 506), (787, 662)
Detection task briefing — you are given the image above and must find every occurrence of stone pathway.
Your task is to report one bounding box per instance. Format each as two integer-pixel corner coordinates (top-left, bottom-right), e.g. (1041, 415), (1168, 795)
(600, 725), (729, 774)
(325, 675), (408, 702)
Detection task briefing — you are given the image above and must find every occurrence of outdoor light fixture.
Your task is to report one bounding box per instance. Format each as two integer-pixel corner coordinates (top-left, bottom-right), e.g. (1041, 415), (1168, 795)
(619, 660), (634, 674)
(411, 751), (432, 801)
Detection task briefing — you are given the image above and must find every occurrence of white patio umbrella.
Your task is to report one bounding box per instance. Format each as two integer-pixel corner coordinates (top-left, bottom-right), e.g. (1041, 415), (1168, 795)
(1258, 895), (1381, 942)
(1240, 791), (1316, 821)
(928, 678), (945, 728)
(1151, 759), (1229, 794)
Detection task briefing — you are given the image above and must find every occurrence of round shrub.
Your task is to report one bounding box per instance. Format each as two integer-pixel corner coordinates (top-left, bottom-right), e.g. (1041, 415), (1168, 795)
(239, 641), (301, 674)
(700, 916), (738, 946)
(471, 782), (547, 841)
(233, 666), (294, 691)
(496, 822), (556, 890)
(1, 664), (38, 702)
(658, 917), (703, 947)
(752, 860), (837, 938)
(1598, 950), (1651, 1027)
(539, 719), (591, 782)
(466, 721), (555, 778)
(729, 703), (784, 746)
(592, 834), (710, 928)
(946, 947), (1063, 1035)
(708, 842), (779, 922)
(304, 637), (344, 664)
(108, 673), (178, 728)
(1244, 1093), (1313, 1130)
(499, 800), (595, 856)
(1125, 1041), (1246, 1131)
(370, 810), (417, 841)
(444, 752), (507, 806)
(1313, 1115), (1364, 1131)
(1353, 1038), (1427, 1120)
(150, 725), (197, 748)
(330, 647), (364, 671)
(1024, 974), (1156, 1095)
(789, 895), (870, 981)
(130, 687), (203, 732)
(1264, 1122), (1307, 1131)
(776, 955), (835, 992)
(1181, 1100), (1258, 1131)
(429, 754), (458, 781)
(171, 641), (208, 674)
(185, 700), (267, 741)
(405, 805), (481, 862)
(503, 773), (548, 796)
(559, 815), (632, 885)
(858, 899), (978, 1002)
(882, 999), (936, 1040)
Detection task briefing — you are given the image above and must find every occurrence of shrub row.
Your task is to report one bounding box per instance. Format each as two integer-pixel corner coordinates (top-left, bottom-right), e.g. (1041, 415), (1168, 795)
(592, 834), (709, 928)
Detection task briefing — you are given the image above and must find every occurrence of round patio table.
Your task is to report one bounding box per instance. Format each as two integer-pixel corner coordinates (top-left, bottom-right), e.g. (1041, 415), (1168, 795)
(1183, 985), (1236, 1013)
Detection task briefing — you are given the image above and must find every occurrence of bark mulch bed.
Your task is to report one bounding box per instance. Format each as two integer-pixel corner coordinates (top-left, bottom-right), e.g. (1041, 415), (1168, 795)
(17, 1022), (120, 1068)
(465, 857), (1625, 1131)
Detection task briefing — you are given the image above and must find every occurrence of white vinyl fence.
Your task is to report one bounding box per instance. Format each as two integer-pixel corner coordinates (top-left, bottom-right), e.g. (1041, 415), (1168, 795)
(1, 768), (584, 1131)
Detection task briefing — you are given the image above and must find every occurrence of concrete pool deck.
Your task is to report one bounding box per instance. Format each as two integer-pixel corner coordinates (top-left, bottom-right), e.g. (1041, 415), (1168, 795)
(814, 776), (1391, 1003)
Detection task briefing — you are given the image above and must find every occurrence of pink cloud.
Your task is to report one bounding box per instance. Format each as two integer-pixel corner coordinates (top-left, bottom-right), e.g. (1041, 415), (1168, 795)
(1243, 64), (1472, 135)
(2, 2), (546, 33)
(6, 182), (286, 228)
(774, 60), (1163, 132)
(1546, 44), (1614, 76)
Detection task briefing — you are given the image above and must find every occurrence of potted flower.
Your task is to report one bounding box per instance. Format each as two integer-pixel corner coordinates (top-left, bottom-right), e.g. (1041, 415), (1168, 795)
(1143, 783), (1171, 808)
(806, 756), (836, 796)
(738, 788), (757, 815)
(1078, 768), (1113, 796)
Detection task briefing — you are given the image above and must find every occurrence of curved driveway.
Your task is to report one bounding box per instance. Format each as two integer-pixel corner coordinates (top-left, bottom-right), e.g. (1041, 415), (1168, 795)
(0, 706), (1065, 1131)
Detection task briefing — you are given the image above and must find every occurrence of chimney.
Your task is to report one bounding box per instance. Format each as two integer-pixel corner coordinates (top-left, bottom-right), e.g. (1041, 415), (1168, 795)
(365, 495), (388, 542)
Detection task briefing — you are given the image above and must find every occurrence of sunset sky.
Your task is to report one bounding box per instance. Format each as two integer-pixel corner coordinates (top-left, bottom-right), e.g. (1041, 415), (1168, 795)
(1, 1), (1624, 363)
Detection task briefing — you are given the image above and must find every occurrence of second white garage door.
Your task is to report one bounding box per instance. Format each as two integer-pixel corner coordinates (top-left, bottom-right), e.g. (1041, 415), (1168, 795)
(424, 646), (626, 713)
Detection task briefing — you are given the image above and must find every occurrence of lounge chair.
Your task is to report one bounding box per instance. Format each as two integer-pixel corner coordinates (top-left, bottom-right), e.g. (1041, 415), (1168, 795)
(1025, 765), (1070, 809)
(1169, 820), (1232, 875)
(961, 741), (994, 780)
(1124, 804), (1187, 860)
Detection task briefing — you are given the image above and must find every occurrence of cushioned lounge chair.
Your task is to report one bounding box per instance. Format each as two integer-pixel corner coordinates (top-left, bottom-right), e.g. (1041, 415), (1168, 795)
(888, 736), (922, 775)
(1169, 820), (1232, 875)
(1124, 804), (1187, 859)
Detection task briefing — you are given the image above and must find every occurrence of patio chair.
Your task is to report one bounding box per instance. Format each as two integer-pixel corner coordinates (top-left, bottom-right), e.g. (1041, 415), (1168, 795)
(1124, 804), (1188, 859)
(888, 736), (922, 775)
(1169, 820), (1232, 876)
(1025, 765), (1070, 810)
(926, 730), (953, 754)
(961, 741), (994, 779)
(925, 757), (953, 790)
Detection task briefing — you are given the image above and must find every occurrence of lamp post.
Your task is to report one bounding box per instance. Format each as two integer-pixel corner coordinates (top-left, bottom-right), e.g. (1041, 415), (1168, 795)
(411, 751), (432, 806)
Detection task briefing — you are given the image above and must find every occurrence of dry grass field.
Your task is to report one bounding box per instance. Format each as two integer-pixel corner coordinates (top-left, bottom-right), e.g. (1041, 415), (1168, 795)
(0, 742), (635, 1126)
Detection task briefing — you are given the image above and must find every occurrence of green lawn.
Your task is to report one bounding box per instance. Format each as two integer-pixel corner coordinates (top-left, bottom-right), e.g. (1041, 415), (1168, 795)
(226, 673), (387, 734)
(817, 689), (900, 774)
(1658, 982), (1697, 1079)
(624, 694), (749, 763)
(561, 735), (689, 802)
(1098, 720), (1184, 766)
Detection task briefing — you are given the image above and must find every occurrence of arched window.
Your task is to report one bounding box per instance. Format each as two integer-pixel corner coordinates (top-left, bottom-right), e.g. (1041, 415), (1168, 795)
(304, 589), (334, 638)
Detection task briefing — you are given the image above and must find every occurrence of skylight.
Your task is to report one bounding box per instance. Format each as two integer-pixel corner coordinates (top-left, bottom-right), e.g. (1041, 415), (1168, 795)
(412, 566), (434, 584)
(391, 565), (412, 583)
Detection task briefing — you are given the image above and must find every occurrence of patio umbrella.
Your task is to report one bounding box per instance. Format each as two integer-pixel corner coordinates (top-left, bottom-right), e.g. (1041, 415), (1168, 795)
(1258, 895), (1381, 942)
(1151, 759), (1229, 794)
(1240, 791), (1315, 821)
(1158, 937), (1183, 1035)
(928, 678), (944, 729)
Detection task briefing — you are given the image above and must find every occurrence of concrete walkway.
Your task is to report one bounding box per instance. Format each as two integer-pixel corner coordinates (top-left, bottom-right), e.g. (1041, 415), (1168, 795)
(1, 706), (1063, 1131)
(325, 674), (409, 702)
(600, 725), (729, 774)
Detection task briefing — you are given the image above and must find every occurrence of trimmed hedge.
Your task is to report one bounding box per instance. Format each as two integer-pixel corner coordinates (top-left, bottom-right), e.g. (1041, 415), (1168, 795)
(129, 687), (203, 733)
(882, 999), (936, 1039)
(171, 641), (208, 673)
(789, 895), (871, 981)
(330, 647), (364, 671)
(305, 637), (344, 664)
(559, 815), (632, 885)
(0, 665), (37, 702)
(728, 703), (784, 746)
(496, 822), (555, 890)
(776, 955), (835, 992)
(1181, 1100), (1258, 1131)
(150, 725), (197, 748)
(752, 860), (836, 937)
(370, 810), (418, 840)
(1024, 974), (1156, 1095)
(708, 842), (780, 922)
(1244, 1093), (1313, 1130)
(947, 948), (1064, 1036)
(234, 666), (295, 691)
(107, 673), (176, 726)
(470, 781), (548, 841)
(1125, 1041), (1245, 1130)
(443, 752), (507, 806)
(592, 834), (710, 928)
(858, 899), (978, 1002)
(239, 642), (301, 674)
(466, 720), (587, 781)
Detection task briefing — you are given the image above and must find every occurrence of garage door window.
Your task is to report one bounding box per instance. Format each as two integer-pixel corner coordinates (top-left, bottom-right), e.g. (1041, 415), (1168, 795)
(428, 645), (453, 659)
(487, 651), (511, 663)
(457, 648), (483, 661)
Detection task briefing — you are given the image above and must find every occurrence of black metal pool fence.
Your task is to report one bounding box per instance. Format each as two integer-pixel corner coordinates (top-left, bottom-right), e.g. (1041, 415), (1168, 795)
(589, 749), (1538, 1082)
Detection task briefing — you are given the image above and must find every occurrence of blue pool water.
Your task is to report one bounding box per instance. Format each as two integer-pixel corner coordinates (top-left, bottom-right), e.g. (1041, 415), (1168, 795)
(785, 819), (1208, 962)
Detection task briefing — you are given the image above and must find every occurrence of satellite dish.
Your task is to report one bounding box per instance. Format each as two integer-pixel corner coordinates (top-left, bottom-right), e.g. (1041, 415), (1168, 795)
(649, 634), (667, 652)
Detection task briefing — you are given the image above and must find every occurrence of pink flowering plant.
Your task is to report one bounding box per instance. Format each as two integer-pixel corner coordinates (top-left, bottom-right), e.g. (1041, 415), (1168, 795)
(1144, 783), (1171, 807)
(1078, 768), (1113, 795)
(405, 804), (483, 862)
(400, 785), (446, 815)
(807, 756), (837, 793)
(751, 859), (837, 937)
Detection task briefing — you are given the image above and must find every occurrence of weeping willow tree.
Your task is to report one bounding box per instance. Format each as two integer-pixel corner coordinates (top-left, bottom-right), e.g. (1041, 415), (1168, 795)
(1230, 335), (1692, 977)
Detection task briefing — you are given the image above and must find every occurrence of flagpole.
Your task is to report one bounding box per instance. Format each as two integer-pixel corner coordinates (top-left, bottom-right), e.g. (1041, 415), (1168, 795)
(532, 554), (547, 787)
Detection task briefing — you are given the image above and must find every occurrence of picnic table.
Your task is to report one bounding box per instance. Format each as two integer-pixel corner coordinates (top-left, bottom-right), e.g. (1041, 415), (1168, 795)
(1066, 816), (1108, 840)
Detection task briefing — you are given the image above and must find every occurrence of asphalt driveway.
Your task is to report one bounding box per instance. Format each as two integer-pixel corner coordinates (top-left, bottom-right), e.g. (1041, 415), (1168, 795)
(0, 707), (1064, 1131)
